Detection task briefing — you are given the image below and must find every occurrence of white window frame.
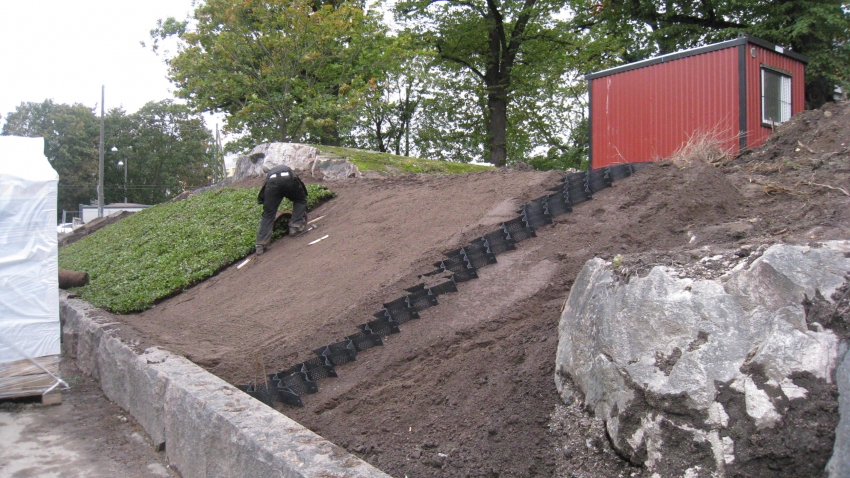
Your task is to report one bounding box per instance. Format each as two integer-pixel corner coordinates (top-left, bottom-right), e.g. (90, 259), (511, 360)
(761, 67), (792, 127)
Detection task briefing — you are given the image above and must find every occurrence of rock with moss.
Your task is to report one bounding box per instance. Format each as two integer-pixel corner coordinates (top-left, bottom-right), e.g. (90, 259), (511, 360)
(234, 143), (360, 181)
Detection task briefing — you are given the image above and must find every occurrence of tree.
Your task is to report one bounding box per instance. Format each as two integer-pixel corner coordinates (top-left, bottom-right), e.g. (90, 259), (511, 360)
(395, 0), (582, 166)
(149, 0), (387, 150)
(104, 101), (218, 205)
(348, 34), (431, 156)
(570, 0), (850, 107)
(2, 100), (100, 218)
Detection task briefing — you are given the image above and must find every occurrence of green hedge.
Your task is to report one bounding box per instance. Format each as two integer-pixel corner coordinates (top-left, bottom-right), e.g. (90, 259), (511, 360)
(59, 184), (335, 313)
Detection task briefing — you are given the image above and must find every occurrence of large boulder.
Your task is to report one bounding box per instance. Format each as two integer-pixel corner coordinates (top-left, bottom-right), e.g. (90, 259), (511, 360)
(233, 143), (359, 181)
(555, 241), (850, 477)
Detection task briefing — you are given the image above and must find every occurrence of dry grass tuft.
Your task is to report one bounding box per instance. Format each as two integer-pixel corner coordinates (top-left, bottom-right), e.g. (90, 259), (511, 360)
(667, 129), (736, 168)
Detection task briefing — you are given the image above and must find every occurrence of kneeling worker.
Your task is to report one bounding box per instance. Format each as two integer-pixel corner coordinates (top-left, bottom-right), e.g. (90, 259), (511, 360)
(255, 164), (308, 255)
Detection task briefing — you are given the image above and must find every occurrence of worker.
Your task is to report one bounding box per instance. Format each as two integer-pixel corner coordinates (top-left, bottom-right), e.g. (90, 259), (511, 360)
(255, 164), (308, 255)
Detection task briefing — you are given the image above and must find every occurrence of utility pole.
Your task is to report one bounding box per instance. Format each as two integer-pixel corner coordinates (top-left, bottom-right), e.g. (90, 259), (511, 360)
(98, 85), (105, 218)
(216, 124), (226, 180)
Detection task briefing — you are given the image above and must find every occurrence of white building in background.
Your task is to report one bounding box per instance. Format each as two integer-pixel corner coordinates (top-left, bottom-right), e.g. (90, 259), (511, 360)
(79, 203), (149, 224)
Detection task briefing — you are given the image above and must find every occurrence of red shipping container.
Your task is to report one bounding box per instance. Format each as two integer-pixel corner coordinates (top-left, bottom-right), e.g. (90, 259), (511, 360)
(587, 35), (807, 169)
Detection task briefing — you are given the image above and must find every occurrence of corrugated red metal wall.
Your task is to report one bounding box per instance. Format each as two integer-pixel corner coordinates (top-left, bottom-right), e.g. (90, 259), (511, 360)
(590, 47), (740, 169)
(744, 45), (806, 148)
(588, 38), (807, 169)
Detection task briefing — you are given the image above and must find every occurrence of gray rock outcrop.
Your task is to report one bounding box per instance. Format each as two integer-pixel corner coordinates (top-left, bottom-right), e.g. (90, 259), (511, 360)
(555, 241), (850, 477)
(233, 143), (359, 181)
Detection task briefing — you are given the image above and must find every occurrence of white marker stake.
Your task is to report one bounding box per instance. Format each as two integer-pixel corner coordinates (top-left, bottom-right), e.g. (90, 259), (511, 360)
(237, 258), (251, 269)
(308, 234), (329, 245)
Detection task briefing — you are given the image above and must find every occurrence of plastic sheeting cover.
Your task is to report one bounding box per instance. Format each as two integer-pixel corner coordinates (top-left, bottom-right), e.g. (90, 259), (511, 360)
(0, 136), (60, 364)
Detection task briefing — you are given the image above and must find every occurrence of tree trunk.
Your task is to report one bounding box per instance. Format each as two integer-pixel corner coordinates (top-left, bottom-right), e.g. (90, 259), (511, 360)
(375, 117), (386, 153)
(487, 88), (508, 167)
(278, 117), (288, 142)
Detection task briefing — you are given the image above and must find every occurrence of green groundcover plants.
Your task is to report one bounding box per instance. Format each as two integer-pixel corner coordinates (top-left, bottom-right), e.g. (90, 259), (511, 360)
(59, 184), (335, 313)
(315, 146), (492, 174)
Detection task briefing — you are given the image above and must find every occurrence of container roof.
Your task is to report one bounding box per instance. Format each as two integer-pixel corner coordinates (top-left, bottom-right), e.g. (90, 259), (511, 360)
(586, 35), (808, 80)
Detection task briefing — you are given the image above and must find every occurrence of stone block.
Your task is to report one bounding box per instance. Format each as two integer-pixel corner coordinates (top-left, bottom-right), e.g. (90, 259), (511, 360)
(59, 293), (390, 478)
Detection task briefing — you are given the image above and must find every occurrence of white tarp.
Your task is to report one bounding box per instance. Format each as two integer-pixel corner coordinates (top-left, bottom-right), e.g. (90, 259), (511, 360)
(0, 136), (60, 364)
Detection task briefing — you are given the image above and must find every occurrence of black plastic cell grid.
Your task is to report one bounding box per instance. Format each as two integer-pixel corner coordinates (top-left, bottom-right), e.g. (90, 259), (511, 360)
(274, 372), (318, 396)
(565, 182), (592, 205)
(502, 217), (536, 242)
(358, 318), (401, 337)
(374, 306), (420, 324)
(450, 269), (479, 282)
(607, 163), (634, 181)
(437, 255), (475, 274)
(428, 279), (458, 296)
(346, 331), (384, 351)
(313, 340), (357, 366)
(408, 293), (438, 311)
(522, 211), (552, 229)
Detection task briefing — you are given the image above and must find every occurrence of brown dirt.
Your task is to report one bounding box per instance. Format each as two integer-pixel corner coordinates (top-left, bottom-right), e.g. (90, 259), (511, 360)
(95, 102), (850, 477)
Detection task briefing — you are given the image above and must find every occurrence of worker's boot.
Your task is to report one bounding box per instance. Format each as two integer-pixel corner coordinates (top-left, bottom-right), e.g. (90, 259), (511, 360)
(289, 223), (306, 235)
(255, 244), (265, 255)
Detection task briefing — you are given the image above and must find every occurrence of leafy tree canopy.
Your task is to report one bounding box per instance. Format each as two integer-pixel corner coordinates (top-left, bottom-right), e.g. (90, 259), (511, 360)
(104, 100), (220, 205)
(393, 0), (599, 167)
(150, 0), (388, 151)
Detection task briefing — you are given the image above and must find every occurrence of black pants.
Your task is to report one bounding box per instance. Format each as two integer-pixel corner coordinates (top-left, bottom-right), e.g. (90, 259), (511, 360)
(256, 175), (308, 245)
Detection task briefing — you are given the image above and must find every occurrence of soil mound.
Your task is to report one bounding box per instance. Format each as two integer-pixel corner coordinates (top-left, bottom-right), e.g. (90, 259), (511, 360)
(101, 102), (850, 477)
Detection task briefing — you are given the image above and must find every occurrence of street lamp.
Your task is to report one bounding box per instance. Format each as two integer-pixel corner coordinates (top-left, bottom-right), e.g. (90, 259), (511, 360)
(112, 146), (126, 203)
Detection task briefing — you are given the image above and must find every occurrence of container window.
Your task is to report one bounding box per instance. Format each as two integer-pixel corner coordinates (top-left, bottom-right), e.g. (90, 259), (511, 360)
(761, 68), (792, 126)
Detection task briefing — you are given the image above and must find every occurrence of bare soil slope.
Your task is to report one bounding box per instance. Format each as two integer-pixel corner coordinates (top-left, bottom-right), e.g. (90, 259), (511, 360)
(102, 102), (850, 477)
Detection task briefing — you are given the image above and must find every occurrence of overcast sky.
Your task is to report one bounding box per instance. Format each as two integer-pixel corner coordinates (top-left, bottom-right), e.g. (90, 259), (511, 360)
(0, 0), (198, 126)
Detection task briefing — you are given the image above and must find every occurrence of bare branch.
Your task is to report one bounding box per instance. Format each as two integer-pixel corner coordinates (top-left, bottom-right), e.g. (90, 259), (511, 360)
(436, 44), (486, 79)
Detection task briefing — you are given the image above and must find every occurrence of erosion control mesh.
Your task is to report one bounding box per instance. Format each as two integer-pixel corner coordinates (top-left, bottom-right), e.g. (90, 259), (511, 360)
(238, 163), (649, 406)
